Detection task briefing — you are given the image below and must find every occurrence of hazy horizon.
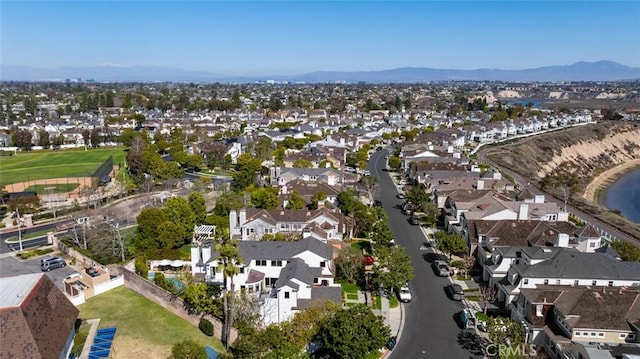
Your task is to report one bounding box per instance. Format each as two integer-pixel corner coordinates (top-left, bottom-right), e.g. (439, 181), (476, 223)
(2, 1), (639, 76)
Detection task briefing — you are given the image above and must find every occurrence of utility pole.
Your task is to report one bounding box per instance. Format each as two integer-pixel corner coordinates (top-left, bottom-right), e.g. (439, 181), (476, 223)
(16, 208), (23, 252)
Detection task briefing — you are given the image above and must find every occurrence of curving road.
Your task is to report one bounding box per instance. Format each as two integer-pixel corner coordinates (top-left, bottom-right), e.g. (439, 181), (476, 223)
(367, 149), (482, 359)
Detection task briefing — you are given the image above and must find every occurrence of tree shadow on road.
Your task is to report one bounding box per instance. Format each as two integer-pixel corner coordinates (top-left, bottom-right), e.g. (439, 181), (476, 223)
(457, 330), (491, 357)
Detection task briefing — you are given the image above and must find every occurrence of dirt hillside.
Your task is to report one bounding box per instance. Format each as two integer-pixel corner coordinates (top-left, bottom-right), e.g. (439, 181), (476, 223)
(488, 122), (640, 188)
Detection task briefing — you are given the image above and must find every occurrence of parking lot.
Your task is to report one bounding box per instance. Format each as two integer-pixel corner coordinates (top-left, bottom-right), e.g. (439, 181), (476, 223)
(0, 253), (78, 291)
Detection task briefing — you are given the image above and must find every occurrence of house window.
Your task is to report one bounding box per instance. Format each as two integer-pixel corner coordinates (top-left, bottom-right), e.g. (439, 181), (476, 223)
(608, 281), (614, 287)
(250, 228), (255, 234)
(240, 285), (246, 291)
(592, 280), (597, 286)
(619, 333), (628, 339)
(256, 260), (267, 266)
(598, 333), (604, 337)
(574, 280), (579, 286)
(628, 334), (636, 340)
(320, 261), (326, 268)
(284, 292), (290, 299)
(271, 260), (282, 267)
(544, 279), (549, 285)
(239, 267), (245, 273)
(523, 279), (529, 285)
(590, 332), (597, 337)
(575, 332), (581, 337)
(589, 242), (596, 248)
(313, 278), (318, 284)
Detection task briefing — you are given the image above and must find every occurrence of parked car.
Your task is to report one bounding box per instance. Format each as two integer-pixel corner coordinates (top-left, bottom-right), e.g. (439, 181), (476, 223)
(399, 180), (407, 185)
(363, 255), (375, 266)
(409, 215), (420, 225)
(433, 260), (450, 277)
(398, 286), (412, 303)
(446, 283), (465, 301)
(373, 199), (383, 207)
(41, 257), (66, 272)
(396, 193), (405, 199)
(363, 170), (371, 176)
(386, 336), (397, 350)
(345, 166), (356, 173)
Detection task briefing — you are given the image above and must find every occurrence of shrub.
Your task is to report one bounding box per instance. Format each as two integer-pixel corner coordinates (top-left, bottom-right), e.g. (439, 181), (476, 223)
(134, 256), (148, 278)
(449, 260), (464, 269)
(198, 317), (214, 336)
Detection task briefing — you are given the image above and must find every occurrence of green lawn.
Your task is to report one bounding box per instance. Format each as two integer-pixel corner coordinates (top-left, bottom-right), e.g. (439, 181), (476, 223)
(374, 296), (382, 310)
(0, 147), (126, 186)
(339, 281), (360, 294)
(346, 293), (359, 300)
(388, 296), (399, 309)
(78, 286), (224, 358)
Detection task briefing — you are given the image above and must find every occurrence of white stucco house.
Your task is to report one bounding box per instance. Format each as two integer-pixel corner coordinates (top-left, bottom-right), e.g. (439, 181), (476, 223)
(229, 208), (344, 242)
(190, 233), (342, 325)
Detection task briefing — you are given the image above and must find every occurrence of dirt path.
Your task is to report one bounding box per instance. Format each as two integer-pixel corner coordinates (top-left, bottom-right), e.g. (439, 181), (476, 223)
(583, 158), (640, 203)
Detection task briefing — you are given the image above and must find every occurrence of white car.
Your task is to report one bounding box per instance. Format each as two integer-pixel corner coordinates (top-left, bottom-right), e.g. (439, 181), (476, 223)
(363, 170), (371, 176)
(398, 286), (411, 303)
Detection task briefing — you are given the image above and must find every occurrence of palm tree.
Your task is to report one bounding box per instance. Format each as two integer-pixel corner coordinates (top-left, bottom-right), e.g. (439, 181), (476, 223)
(215, 228), (242, 350)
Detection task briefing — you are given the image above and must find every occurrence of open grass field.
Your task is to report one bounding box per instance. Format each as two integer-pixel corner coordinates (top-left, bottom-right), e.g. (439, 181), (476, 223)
(79, 286), (224, 359)
(0, 147), (126, 186)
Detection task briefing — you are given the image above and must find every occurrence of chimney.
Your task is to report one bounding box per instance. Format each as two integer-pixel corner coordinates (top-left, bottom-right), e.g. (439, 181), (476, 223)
(230, 210), (238, 229)
(477, 180), (485, 190)
(239, 209), (246, 225)
(557, 233), (570, 248)
(518, 204), (529, 220)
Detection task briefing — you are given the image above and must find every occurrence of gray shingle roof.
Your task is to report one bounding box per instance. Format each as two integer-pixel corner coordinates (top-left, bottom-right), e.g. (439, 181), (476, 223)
(236, 237), (332, 262)
(275, 258), (322, 289)
(518, 248), (640, 280)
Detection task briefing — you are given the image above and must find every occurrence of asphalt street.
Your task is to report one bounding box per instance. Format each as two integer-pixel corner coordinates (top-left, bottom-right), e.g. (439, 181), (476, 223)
(368, 149), (481, 359)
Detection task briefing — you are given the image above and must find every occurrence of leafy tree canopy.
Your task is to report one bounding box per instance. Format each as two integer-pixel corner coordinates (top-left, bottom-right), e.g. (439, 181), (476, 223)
(318, 304), (390, 359)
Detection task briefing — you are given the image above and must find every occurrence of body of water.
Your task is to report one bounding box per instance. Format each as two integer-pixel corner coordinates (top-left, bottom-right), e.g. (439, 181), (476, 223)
(603, 168), (640, 223)
(505, 99), (547, 109)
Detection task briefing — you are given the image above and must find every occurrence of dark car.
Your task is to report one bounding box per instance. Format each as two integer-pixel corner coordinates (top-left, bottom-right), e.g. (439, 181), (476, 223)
(446, 283), (465, 301)
(386, 336), (397, 350)
(373, 200), (383, 207)
(409, 215), (420, 225)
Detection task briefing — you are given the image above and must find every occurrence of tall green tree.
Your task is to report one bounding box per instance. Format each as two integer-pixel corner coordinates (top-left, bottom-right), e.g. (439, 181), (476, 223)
(157, 220), (185, 249)
(251, 187), (279, 209)
(163, 196), (196, 245)
(435, 232), (467, 259)
(217, 238), (243, 351)
(134, 207), (168, 254)
(318, 304), (390, 359)
(285, 191), (305, 210)
(371, 245), (414, 292)
(388, 156), (401, 172)
(292, 159), (313, 168)
(188, 192), (207, 225)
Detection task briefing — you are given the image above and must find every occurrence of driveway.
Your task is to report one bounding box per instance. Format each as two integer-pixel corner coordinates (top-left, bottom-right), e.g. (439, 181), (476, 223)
(0, 254), (78, 291)
(368, 150), (483, 359)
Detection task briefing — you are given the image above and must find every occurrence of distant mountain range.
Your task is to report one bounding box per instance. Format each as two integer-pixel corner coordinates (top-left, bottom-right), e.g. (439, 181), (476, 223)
(2, 61), (639, 83)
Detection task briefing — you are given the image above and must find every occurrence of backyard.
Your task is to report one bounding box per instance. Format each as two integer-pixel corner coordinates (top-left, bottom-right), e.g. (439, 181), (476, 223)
(78, 286), (224, 359)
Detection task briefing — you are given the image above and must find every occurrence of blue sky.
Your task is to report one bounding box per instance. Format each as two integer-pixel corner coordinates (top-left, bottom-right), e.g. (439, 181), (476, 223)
(2, 1), (639, 75)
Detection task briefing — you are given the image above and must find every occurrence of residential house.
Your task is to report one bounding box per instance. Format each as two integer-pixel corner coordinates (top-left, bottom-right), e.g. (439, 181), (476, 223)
(497, 248), (640, 306)
(190, 236), (342, 325)
(513, 285), (640, 358)
(280, 180), (341, 208)
(229, 207), (344, 242)
(270, 167), (342, 187)
(0, 273), (79, 359)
